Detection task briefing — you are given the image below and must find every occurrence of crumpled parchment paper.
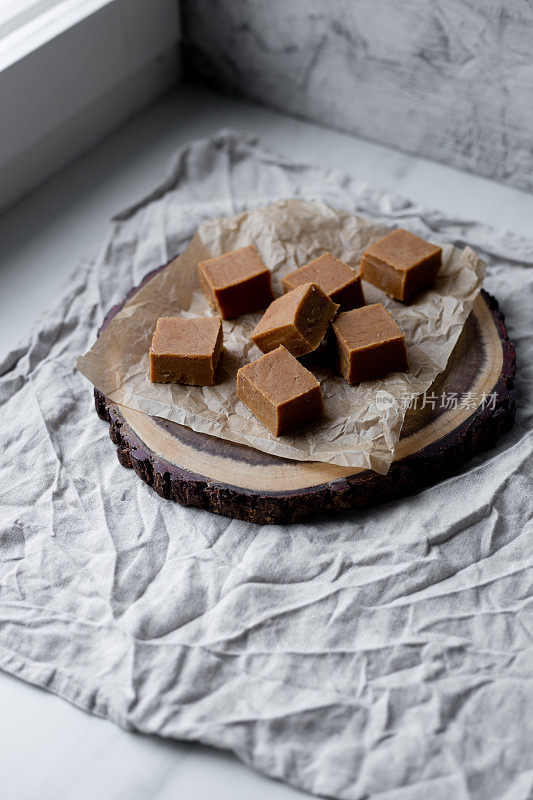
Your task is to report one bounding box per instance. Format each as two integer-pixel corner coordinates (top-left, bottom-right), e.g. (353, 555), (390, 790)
(0, 131), (531, 800)
(77, 199), (484, 472)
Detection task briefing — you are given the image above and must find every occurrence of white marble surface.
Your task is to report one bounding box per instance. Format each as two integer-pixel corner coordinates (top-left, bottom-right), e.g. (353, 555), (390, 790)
(0, 84), (532, 800)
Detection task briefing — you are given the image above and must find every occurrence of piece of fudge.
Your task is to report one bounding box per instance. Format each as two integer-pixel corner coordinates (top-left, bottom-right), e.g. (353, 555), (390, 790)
(237, 345), (324, 436)
(251, 282), (339, 357)
(149, 316), (223, 385)
(282, 252), (365, 310)
(198, 245), (274, 319)
(332, 303), (409, 384)
(360, 228), (442, 301)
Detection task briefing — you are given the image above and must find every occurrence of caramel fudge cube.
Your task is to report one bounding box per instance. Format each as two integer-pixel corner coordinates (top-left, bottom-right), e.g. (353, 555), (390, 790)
(237, 345), (324, 436)
(282, 252), (365, 310)
(332, 303), (409, 385)
(361, 228), (442, 301)
(149, 316), (223, 385)
(251, 282), (339, 357)
(198, 245), (274, 319)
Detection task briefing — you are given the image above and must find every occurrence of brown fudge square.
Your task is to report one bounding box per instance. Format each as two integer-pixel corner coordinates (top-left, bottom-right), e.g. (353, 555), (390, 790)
(149, 316), (223, 385)
(251, 282), (339, 357)
(282, 252), (366, 310)
(237, 345), (324, 436)
(360, 228), (442, 301)
(332, 303), (409, 384)
(198, 245), (274, 319)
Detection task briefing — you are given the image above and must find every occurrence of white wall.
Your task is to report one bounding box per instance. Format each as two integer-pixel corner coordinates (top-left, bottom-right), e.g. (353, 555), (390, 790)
(183, 0), (533, 193)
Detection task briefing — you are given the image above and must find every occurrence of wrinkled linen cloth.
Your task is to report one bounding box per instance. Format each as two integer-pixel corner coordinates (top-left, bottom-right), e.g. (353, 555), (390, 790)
(0, 131), (531, 800)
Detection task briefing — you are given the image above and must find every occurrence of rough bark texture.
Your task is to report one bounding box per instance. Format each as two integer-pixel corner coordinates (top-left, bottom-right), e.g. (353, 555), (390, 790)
(94, 268), (516, 523)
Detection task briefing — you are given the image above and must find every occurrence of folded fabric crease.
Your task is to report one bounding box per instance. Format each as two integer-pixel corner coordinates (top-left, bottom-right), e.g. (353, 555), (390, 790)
(0, 131), (531, 800)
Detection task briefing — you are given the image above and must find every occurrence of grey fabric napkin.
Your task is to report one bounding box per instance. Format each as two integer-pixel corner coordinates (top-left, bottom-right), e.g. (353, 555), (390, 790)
(0, 131), (531, 800)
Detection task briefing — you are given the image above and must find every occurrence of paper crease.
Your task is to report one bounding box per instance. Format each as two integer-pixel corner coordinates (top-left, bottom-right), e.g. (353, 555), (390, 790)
(0, 131), (531, 800)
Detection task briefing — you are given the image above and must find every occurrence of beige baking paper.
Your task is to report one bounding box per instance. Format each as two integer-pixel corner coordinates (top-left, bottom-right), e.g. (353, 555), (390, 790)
(77, 199), (485, 473)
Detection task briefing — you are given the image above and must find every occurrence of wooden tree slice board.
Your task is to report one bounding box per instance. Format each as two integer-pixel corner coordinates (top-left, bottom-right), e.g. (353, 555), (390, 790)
(95, 263), (516, 524)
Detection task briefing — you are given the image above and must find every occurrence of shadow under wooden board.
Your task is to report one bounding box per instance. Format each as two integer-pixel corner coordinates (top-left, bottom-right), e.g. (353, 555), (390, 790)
(95, 263), (516, 524)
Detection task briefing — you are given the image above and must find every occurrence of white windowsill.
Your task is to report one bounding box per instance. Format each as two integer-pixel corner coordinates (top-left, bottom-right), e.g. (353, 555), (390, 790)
(0, 0), (117, 68)
(0, 0), (181, 210)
